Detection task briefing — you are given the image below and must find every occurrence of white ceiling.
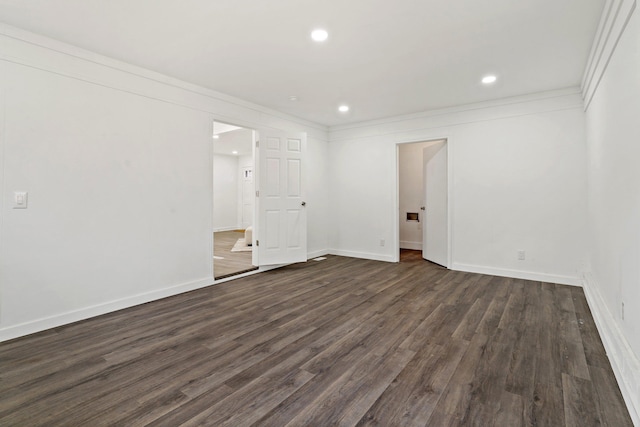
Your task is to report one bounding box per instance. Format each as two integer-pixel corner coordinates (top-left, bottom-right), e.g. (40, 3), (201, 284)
(0, 0), (604, 126)
(213, 126), (253, 157)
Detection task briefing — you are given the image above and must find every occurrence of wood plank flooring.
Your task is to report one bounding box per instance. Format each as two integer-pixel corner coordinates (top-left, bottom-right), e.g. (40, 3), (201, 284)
(0, 251), (632, 426)
(213, 230), (257, 279)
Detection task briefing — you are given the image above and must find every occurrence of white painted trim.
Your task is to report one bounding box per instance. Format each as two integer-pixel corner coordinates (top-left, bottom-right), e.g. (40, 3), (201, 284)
(307, 249), (330, 260)
(451, 263), (581, 286)
(446, 141), (454, 270)
(209, 131), (215, 279)
(394, 146), (401, 263)
(0, 88), (5, 324)
(330, 87), (582, 134)
(329, 249), (396, 263)
(0, 277), (214, 343)
(0, 23), (326, 133)
(582, 272), (640, 425)
(395, 138), (452, 268)
(400, 241), (422, 251)
(330, 93), (583, 145)
(582, 0), (637, 110)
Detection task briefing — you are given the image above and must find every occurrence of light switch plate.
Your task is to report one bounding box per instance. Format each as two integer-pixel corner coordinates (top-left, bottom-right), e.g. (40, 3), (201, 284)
(13, 191), (28, 209)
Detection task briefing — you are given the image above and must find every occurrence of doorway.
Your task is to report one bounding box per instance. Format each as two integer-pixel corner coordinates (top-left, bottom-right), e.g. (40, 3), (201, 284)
(212, 121), (258, 279)
(397, 139), (450, 267)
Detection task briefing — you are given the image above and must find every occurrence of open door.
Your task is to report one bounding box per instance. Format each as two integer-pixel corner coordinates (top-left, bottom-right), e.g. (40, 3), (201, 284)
(422, 141), (448, 266)
(256, 129), (307, 266)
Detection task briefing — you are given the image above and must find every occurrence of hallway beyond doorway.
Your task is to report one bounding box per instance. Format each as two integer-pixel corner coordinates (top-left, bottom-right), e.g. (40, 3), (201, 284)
(213, 230), (257, 279)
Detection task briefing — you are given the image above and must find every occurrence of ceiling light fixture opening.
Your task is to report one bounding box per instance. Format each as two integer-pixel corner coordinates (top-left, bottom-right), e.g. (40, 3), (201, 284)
(311, 29), (328, 42)
(338, 105), (350, 113)
(482, 75), (497, 85)
(213, 134), (220, 139)
(232, 150), (238, 155)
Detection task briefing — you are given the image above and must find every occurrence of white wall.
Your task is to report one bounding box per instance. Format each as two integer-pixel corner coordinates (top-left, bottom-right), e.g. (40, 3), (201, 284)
(329, 90), (588, 285)
(0, 25), (329, 341)
(213, 154), (239, 231)
(582, 0), (640, 422)
(0, 59), (214, 332)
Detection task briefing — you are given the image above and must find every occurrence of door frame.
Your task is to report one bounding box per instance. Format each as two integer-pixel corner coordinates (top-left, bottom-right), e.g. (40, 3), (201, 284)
(394, 136), (453, 267)
(211, 118), (260, 282)
(211, 118), (307, 283)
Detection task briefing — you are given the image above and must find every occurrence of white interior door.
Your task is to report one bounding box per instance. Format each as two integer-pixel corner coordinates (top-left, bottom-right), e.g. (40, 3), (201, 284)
(256, 129), (307, 265)
(422, 141), (448, 266)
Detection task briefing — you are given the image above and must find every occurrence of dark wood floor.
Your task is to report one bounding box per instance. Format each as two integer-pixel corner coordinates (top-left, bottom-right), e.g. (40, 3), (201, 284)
(0, 251), (632, 426)
(213, 230), (257, 279)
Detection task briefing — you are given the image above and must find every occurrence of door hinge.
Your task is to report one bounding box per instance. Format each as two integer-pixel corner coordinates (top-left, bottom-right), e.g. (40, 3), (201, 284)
(256, 190), (259, 197)
(256, 140), (259, 148)
(256, 240), (259, 247)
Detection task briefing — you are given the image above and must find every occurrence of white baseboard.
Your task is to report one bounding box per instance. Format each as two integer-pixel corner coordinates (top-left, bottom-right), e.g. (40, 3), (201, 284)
(213, 226), (241, 232)
(307, 249), (330, 260)
(451, 263), (581, 286)
(329, 249), (395, 263)
(400, 241), (422, 250)
(0, 277), (214, 343)
(583, 272), (640, 425)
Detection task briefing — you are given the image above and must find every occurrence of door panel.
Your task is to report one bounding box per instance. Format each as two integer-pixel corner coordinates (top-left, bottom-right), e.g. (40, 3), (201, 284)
(423, 142), (448, 266)
(288, 159), (301, 196)
(257, 130), (307, 265)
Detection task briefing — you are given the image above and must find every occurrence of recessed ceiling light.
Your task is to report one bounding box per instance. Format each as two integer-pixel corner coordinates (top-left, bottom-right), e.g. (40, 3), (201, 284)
(311, 29), (328, 42)
(482, 75), (497, 85)
(338, 105), (350, 113)
(289, 95), (299, 102)
(232, 151), (238, 155)
(213, 134), (220, 139)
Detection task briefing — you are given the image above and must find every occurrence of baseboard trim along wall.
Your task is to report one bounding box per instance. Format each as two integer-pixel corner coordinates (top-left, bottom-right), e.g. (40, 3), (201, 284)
(582, 272), (640, 426)
(400, 241), (422, 251)
(307, 249), (330, 260)
(0, 277), (215, 343)
(329, 249), (396, 263)
(451, 263), (582, 286)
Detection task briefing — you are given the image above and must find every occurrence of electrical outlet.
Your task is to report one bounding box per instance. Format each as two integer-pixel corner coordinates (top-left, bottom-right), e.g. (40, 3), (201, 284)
(517, 250), (525, 260)
(380, 239), (385, 247)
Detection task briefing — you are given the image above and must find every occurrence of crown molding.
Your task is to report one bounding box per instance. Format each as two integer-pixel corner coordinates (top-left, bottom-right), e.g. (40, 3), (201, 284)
(329, 87), (582, 134)
(0, 23), (327, 133)
(581, 0), (637, 110)
(328, 87), (583, 143)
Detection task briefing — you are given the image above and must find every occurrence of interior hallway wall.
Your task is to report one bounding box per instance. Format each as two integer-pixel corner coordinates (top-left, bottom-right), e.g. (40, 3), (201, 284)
(213, 154), (239, 231)
(398, 142), (426, 250)
(237, 154), (254, 230)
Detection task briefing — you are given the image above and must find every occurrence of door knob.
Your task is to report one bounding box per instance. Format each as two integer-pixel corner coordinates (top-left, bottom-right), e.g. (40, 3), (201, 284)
(301, 201), (306, 206)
